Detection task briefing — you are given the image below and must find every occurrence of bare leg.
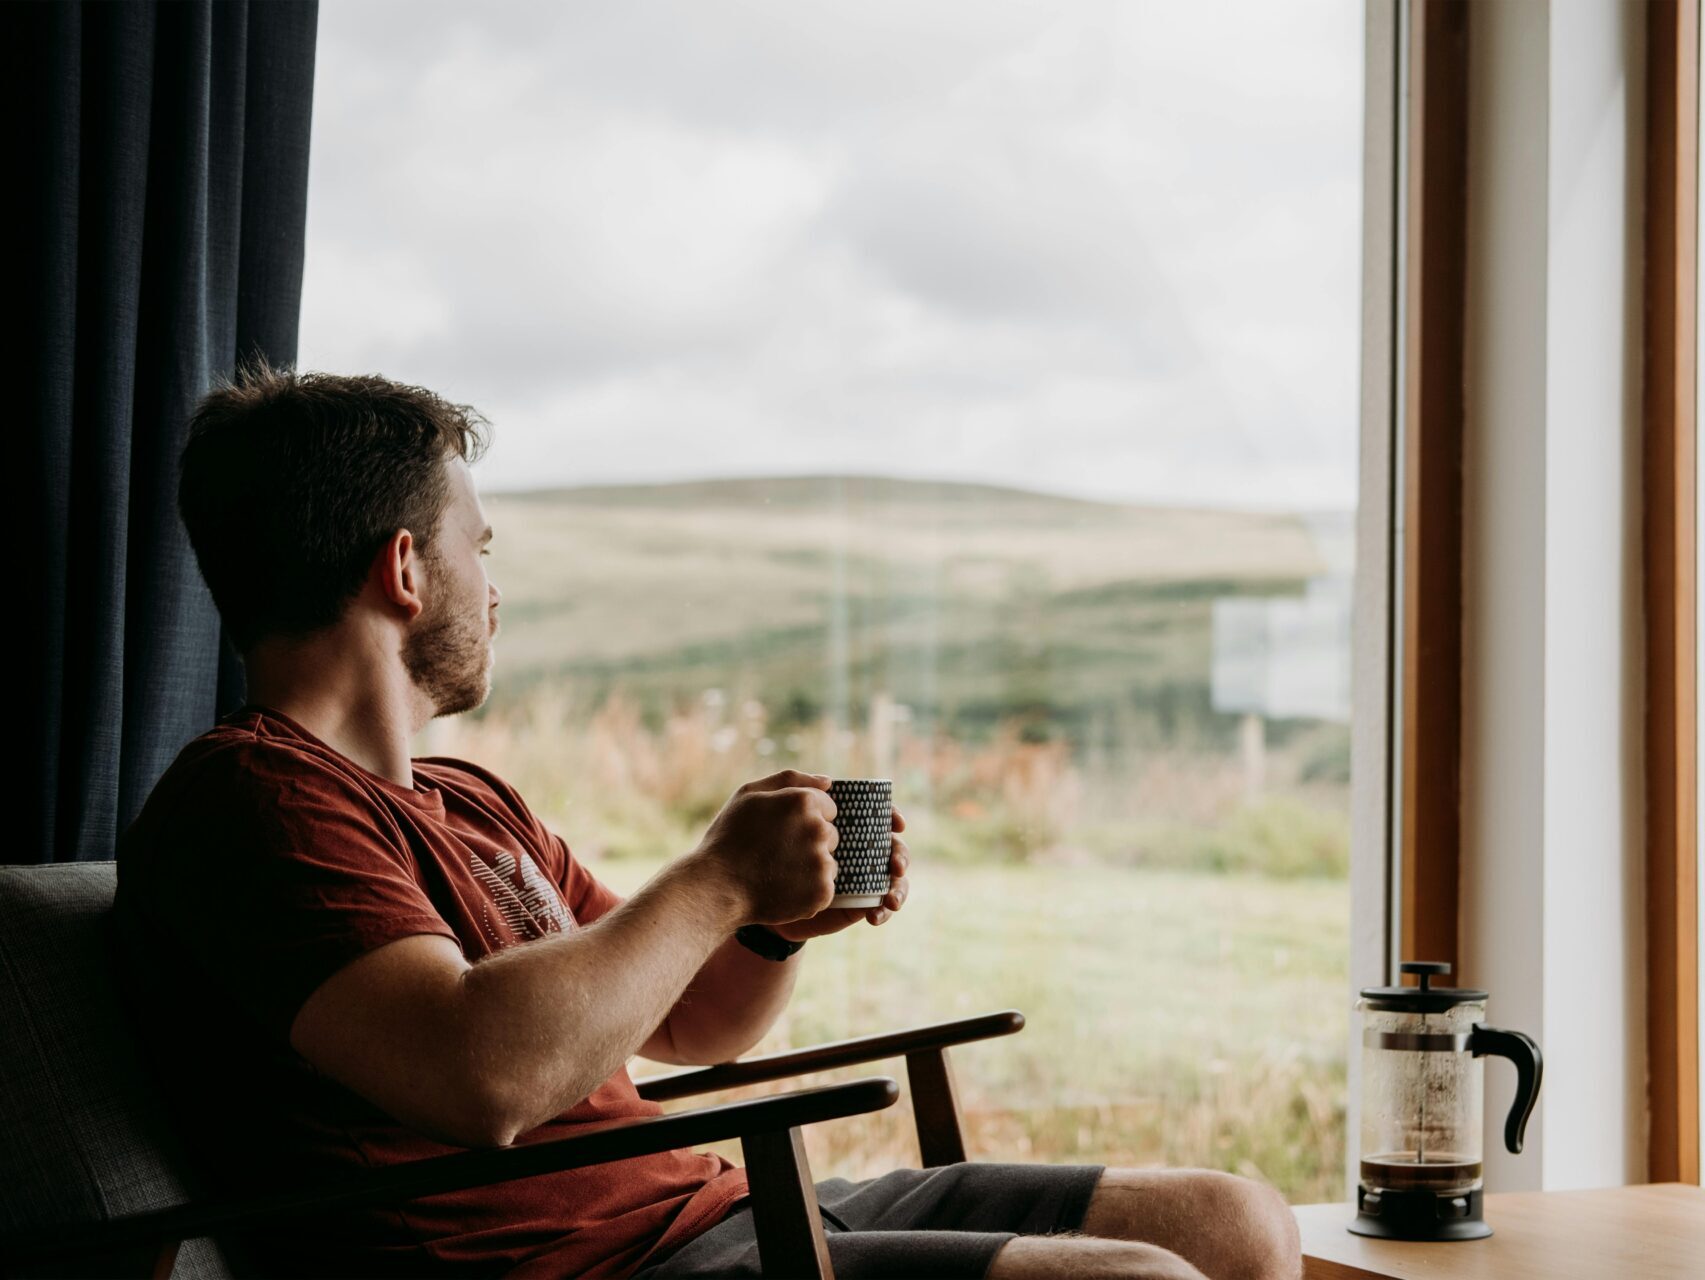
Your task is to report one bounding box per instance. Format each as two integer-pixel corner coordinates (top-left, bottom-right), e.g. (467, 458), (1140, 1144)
(1073, 1167), (1302, 1280)
(986, 1231), (1209, 1280)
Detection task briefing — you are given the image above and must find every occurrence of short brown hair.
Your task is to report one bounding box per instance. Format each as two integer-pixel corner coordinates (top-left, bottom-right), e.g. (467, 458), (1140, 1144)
(178, 359), (492, 654)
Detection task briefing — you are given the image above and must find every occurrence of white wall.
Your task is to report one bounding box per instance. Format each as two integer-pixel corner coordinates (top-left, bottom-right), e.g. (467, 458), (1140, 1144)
(1459, 0), (1647, 1191)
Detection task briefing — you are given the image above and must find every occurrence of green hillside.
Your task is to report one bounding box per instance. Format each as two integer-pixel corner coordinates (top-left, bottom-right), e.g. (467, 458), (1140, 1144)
(482, 473), (1342, 753)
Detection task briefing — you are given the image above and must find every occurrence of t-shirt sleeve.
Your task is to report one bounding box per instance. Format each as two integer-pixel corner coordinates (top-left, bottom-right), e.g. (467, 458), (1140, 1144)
(546, 831), (626, 926)
(420, 752), (627, 928)
(141, 742), (461, 1045)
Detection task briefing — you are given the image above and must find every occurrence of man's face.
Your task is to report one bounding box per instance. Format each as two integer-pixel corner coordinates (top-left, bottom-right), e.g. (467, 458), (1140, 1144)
(401, 455), (502, 718)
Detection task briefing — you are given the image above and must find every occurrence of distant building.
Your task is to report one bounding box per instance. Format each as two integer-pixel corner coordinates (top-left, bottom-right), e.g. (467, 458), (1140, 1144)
(1210, 574), (1353, 724)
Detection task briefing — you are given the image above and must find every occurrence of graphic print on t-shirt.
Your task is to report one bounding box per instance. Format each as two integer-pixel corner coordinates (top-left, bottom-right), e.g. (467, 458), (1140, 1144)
(468, 847), (574, 943)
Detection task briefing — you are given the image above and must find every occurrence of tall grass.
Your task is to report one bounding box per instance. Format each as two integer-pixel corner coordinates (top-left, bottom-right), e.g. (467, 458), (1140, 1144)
(427, 681), (1351, 879)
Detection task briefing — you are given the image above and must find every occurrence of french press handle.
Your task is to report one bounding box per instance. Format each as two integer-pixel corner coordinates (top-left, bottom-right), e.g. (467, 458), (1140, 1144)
(1470, 1025), (1543, 1154)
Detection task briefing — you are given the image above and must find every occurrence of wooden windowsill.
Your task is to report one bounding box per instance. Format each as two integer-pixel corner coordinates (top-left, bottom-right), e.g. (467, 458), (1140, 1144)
(1293, 1183), (1704, 1279)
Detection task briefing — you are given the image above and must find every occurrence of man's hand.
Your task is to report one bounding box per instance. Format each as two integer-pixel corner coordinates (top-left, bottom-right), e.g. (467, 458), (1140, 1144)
(665, 799), (910, 1064)
(770, 806), (910, 943)
(694, 771), (841, 926)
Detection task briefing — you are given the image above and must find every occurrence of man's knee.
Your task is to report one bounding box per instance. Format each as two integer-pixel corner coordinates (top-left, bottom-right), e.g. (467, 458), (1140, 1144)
(987, 1234), (1208, 1280)
(1082, 1167), (1300, 1280)
(1190, 1171), (1301, 1280)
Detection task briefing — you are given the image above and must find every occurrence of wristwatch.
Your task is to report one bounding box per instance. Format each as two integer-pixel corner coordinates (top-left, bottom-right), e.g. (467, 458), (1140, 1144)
(734, 923), (806, 961)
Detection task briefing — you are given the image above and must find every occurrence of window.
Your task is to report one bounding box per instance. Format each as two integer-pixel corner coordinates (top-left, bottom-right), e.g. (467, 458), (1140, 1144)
(302, 0), (1375, 1202)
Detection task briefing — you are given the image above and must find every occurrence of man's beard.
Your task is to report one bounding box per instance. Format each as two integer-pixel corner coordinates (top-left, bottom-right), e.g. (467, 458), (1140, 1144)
(401, 553), (491, 719)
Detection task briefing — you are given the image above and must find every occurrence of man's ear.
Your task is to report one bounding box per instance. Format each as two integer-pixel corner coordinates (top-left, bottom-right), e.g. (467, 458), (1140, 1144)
(376, 528), (427, 623)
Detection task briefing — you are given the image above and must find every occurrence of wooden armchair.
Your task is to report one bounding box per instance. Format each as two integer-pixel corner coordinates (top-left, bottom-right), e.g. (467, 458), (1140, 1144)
(0, 932), (1025, 1280)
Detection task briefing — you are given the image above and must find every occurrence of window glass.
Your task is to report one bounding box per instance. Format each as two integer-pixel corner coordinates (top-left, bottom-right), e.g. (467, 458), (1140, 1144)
(302, 0), (1366, 1202)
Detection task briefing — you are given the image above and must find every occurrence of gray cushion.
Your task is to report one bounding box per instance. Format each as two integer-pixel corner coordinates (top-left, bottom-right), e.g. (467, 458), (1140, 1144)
(0, 861), (234, 1278)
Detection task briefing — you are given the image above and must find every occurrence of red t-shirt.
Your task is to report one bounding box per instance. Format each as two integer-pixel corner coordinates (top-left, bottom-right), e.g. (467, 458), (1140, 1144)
(111, 703), (751, 1278)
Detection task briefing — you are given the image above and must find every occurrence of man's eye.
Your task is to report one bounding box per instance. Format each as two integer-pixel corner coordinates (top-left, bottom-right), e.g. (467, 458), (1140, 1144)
(480, 548), (491, 557)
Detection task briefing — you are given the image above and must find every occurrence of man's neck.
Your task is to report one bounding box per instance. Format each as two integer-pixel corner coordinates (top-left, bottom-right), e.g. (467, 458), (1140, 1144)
(242, 637), (430, 789)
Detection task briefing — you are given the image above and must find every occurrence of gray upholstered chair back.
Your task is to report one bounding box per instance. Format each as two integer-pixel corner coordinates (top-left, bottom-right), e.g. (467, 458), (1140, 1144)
(0, 862), (235, 1279)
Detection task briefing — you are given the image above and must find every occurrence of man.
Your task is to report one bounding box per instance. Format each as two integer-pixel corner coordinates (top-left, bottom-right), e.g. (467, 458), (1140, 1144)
(113, 364), (1301, 1280)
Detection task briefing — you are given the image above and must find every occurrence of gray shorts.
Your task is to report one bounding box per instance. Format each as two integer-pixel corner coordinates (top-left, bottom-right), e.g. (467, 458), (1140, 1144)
(629, 1160), (1107, 1279)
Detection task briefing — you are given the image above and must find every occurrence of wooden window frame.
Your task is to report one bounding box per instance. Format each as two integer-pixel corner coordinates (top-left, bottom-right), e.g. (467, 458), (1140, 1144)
(1645, 0), (1701, 1189)
(1396, 0), (1468, 976)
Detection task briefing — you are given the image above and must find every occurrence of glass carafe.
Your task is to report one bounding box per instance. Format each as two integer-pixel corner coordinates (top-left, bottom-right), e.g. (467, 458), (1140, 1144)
(1352, 961), (1542, 1240)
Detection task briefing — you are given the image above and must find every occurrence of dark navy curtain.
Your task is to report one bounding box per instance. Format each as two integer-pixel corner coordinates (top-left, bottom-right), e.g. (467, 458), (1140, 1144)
(6, 1), (320, 865)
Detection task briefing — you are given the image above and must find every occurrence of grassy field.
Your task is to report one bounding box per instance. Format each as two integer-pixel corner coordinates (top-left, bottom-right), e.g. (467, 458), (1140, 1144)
(421, 474), (1357, 1202)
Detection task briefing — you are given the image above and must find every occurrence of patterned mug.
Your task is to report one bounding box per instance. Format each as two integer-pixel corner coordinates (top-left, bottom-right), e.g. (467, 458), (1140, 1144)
(825, 778), (893, 908)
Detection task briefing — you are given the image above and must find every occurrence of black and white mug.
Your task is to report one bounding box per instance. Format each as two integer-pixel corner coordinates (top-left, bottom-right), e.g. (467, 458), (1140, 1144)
(825, 778), (893, 908)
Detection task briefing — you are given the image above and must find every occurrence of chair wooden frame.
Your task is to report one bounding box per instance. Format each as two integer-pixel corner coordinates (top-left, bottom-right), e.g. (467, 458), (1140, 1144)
(0, 1009), (1026, 1280)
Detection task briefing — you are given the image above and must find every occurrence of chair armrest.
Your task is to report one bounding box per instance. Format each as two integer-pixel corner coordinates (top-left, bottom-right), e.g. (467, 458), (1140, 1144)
(0, 1076), (900, 1272)
(635, 1009), (1025, 1100)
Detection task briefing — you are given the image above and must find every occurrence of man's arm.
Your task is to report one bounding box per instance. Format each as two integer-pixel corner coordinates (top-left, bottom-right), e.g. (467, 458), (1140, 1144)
(649, 807), (910, 1064)
(493, 769), (838, 1111)
(460, 850), (749, 1144)
(589, 883), (798, 1067)
(661, 932), (802, 1064)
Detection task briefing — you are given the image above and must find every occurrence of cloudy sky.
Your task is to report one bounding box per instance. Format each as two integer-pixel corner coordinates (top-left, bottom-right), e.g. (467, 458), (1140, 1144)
(298, 0), (1364, 512)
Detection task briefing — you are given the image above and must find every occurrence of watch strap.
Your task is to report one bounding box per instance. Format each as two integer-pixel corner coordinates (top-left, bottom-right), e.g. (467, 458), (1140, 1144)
(734, 923), (806, 961)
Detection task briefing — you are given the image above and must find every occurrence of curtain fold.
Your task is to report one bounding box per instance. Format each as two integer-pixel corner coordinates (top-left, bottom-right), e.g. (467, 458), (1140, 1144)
(7, 1), (320, 865)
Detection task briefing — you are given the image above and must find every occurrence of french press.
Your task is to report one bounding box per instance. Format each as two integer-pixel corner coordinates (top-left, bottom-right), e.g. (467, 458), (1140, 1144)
(1351, 960), (1543, 1241)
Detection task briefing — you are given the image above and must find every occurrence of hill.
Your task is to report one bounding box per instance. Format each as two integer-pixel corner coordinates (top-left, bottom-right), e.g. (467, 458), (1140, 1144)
(481, 474), (1347, 748)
